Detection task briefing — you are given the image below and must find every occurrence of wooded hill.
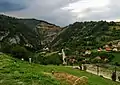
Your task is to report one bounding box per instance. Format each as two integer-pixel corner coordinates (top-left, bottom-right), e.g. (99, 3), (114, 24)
(1, 14), (120, 58)
(51, 21), (120, 52)
(0, 14), (61, 53)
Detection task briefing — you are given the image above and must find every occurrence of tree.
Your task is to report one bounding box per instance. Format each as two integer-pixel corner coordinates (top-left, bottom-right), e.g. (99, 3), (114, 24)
(11, 45), (31, 60)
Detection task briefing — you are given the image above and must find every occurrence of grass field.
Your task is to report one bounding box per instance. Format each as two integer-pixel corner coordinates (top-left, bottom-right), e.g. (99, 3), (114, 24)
(112, 52), (120, 63)
(0, 54), (120, 85)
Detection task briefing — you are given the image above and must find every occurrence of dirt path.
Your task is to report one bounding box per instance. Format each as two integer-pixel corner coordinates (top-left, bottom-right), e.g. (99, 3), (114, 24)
(71, 65), (120, 82)
(86, 64), (120, 82)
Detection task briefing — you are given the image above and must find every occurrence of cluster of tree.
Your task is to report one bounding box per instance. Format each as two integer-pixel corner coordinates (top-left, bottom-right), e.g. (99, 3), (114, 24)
(0, 44), (31, 59)
(32, 52), (62, 65)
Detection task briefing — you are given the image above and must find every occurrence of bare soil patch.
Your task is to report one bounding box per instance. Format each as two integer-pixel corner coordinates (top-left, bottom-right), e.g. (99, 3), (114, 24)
(53, 72), (88, 85)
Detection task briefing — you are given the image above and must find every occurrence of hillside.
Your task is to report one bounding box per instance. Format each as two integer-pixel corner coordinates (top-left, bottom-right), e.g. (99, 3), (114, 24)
(19, 18), (62, 47)
(0, 54), (119, 85)
(35, 21), (62, 47)
(0, 54), (62, 85)
(51, 21), (120, 51)
(0, 15), (41, 51)
(0, 14), (62, 52)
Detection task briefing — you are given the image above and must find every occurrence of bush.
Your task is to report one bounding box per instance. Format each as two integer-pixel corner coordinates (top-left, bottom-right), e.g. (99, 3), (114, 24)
(44, 53), (62, 65)
(100, 75), (103, 77)
(33, 52), (62, 65)
(11, 45), (31, 60)
(114, 62), (120, 66)
(0, 43), (12, 53)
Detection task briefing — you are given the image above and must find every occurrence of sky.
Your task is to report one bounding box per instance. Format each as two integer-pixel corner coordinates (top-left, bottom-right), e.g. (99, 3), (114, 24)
(0, 0), (120, 26)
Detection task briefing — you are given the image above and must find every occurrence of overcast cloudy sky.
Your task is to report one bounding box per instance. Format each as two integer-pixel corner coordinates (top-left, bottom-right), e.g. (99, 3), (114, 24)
(0, 0), (120, 26)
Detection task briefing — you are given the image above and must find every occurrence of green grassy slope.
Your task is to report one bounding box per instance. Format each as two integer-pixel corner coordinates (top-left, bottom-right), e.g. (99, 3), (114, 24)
(0, 54), (62, 85)
(112, 52), (120, 63)
(0, 54), (119, 85)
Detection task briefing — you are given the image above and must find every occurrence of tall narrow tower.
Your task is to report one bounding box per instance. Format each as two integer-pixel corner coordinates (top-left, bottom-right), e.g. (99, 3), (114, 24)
(62, 49), (67, 65)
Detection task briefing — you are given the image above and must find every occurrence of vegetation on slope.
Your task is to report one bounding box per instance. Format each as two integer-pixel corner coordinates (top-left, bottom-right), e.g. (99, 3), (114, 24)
(0, 54), (63, 85)
(0, 14), (41, 51)
(51, 21), (120, 52)
(0, 54), (120, 85)
(0, 14), (62, 52)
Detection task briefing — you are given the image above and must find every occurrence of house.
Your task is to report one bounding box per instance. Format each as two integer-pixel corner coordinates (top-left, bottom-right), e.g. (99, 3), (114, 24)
(105, 47), (112, 51)
(98, 48), (102, 52)
(104, 58), (109, 62)
(43, 47), (49, 51)
(118, 42), (120, 46)
(95, 56), (101, 60)
(113, 48), (118, 52)
(113, 45), (117, 48)
(85, 50), (91, 55)
(105, 45), (109, 48)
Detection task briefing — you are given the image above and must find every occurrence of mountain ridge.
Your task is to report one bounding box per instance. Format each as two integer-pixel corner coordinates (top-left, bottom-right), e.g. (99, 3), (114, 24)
(0, 14), (62, 52)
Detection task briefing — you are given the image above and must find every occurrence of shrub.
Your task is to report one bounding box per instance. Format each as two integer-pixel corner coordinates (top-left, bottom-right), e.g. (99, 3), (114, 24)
(44, 53), (62, 65)
(11, 45), (31, 60)
(0, 43), (12, 53)
(33, 52), (62, 65)
(114, 62), (120, 66)
(100, 75), (103, 77)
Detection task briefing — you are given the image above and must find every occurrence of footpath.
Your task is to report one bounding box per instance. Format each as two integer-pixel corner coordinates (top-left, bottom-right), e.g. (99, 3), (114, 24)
(71, 64), (120, 82)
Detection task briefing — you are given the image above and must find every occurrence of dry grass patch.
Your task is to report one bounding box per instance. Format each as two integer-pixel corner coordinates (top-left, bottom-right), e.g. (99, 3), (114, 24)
(53, 72), (88, 85)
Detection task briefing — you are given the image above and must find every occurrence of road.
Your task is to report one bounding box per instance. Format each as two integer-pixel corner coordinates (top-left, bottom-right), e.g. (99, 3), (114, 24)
(68, 64), (120, 82)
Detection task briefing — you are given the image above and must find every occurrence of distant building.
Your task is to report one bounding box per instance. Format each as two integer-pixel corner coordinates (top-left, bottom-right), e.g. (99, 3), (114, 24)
(105, 47), (112, 51)
(85, 50), (91, 55)
(118, 42), (120, 46)
(113, 48), (118, 52)
(43, 47), (49, 51)
(95, 56), (101, 60)
(98, 48), (102, 52)
(104, 58), (109, 62)
(113, 45), (117, 48)
(105, 45), (109, 48)
(25, 44), (33, 48)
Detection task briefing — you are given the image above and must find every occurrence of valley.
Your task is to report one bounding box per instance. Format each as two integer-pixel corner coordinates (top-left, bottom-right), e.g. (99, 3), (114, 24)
(0, 14), (120, 85)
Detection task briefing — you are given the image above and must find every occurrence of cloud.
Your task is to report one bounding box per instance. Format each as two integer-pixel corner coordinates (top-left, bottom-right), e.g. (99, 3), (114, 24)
(63, 0), (120, 22)
(63, 0), (110, 20)
(0, 0), (31, 12)
(2, 0), (79, 26)
(1, 0), (120, 26)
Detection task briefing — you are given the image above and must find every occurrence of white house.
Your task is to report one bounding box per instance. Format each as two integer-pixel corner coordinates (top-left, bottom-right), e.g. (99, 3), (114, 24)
(113, 48), (118, 51)
(85, 50), (91, 55)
